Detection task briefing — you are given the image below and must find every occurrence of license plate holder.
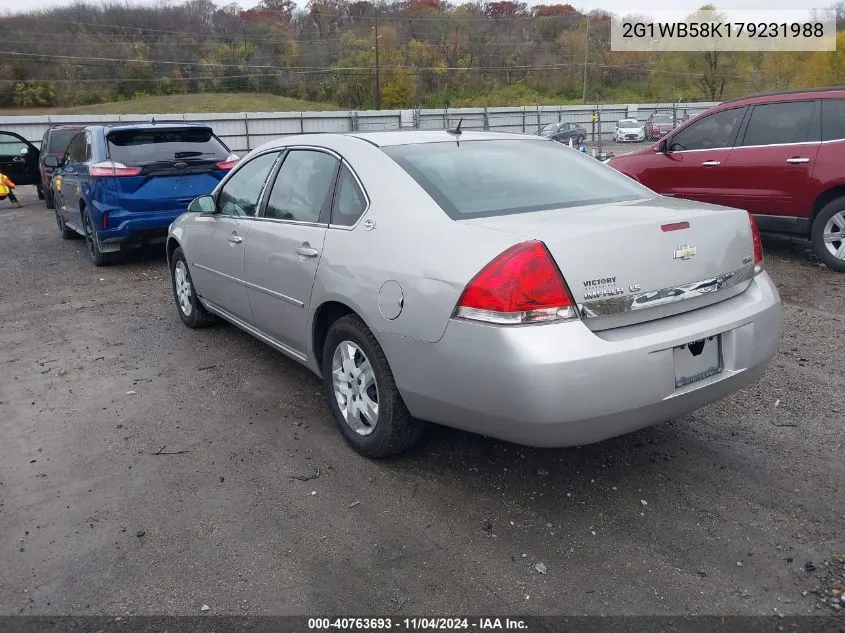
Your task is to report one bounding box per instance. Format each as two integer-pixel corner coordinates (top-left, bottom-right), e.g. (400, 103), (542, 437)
(673, 335), (722, 388)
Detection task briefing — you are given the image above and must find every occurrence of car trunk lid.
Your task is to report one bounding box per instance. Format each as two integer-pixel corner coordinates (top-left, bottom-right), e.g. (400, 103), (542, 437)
(462, 196), (756, 331)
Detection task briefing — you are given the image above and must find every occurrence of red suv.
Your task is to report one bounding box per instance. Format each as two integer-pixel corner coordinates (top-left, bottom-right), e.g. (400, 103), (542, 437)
(644, 111), (675, 140)
(39, 125), (83, 209)
(609, 88), (845, 272)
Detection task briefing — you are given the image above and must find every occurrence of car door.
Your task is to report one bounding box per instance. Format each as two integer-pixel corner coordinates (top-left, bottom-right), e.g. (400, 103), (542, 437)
(640, 106), (747, 207)
(55, 133), (86, 229)
(244, 148), (340, 356)
(719, 100), (820, 218)
(188, 150), (281, 323)
(0, 131), (39, 186)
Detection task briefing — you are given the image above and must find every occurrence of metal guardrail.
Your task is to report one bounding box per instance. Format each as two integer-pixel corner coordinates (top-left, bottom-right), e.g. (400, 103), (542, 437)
(0, 102), (719, 155)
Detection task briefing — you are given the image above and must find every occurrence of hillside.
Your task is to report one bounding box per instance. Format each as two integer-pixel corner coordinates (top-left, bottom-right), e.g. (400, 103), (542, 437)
(1, 1), (844, 112)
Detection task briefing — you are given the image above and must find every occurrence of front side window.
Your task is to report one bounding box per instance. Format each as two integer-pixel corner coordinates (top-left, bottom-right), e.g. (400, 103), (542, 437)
(216, 151), (279, 217)
(383, 139), (650, 220)
(0, 133), (28, 157)
(822, 99), (845, 141)
(741, 101), (816, 146)
(669, 108), (744, 152)
(265, 150), (339, 223)
(64, 134), (84, 164)
(47, 129), (79, 154)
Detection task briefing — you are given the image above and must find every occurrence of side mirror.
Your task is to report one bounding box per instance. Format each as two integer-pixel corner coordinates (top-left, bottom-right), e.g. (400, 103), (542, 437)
(188, 195), (216, 214)
(44, 155), (59, 168)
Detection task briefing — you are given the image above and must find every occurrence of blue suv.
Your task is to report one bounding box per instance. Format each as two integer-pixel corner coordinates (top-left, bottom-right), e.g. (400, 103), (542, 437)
(49, 123), (238, 265)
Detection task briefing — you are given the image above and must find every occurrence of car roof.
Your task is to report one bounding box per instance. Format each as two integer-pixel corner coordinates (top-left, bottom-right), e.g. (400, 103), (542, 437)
(349, 130), (541, 147)
(80, 122), (213, 133)
(718, 86), (845, 108)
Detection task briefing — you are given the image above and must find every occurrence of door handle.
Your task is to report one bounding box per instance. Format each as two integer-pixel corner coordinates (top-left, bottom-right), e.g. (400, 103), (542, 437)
(785, 157), (810, 164)
(12, 156), (24, 163)
(701, 160), (721, 166)
(296, 245), (319, 258)
(227, 235), (243, 244)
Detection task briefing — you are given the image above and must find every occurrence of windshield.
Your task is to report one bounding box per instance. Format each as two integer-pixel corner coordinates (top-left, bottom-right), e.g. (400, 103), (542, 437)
(46, 129), (79, 153)
(382, 139), (651, 220)
(107, 128), (230, 165)
(652, 115), (673, 124)
(619, 120), (639, 127)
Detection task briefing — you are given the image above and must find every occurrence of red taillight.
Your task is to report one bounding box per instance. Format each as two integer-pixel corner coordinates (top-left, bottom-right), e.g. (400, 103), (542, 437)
(748, 212), (764, 273)
(102, 212), (108, 229)
(90, 161), (142, 177)
(455, 241), (577, 325)
(216, 154), (240, 170)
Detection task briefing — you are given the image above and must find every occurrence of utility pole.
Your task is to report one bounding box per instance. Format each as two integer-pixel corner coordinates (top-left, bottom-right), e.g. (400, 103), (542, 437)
(581, 16), (589, 104)
(374, 5), (382, 111)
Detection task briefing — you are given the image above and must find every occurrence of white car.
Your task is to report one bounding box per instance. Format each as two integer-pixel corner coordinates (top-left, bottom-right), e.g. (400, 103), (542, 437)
(615, 119), (646, 142)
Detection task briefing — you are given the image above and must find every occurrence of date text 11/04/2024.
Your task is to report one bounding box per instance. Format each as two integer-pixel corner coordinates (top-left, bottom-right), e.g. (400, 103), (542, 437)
(307, 618), (529, 630)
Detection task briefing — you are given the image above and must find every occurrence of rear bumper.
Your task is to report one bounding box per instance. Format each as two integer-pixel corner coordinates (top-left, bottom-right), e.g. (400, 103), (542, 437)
(379, 272), (782, 447)
(97, 208), (187, 247)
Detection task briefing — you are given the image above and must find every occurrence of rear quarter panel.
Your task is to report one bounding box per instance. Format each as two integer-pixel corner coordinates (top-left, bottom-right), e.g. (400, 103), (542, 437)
(309, 139), (521, 345)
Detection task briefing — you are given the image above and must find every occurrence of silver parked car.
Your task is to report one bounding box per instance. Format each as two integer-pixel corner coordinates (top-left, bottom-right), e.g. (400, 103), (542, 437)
(166, 131), (782, 458)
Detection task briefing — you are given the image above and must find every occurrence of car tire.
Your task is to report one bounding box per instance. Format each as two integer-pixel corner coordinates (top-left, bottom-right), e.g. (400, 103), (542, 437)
(322, 314), (425, 458)
(55, 209), (74, 240)
(44, 188), (54, 210)
(81, 208), (113, 266)
(811, 199), (845, 272)
(36, 184), (45, 200)
(576, 135), (585, 145)
(170, 246), (217, 328)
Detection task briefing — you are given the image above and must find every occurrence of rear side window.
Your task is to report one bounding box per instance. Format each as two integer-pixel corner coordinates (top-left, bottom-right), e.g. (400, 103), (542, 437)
(265, 150), (339, 223)
(331, 165), (367, 226)
(821, 99), (845, 141)
(382, 140), (649, 219)
(107, 128), (230, 165)
(47, 130), (79, 153)
(741, 101), (817, 146)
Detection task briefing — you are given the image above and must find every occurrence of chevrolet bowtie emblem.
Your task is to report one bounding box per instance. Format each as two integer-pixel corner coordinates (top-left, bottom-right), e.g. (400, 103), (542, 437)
(673, 245), (697, 260)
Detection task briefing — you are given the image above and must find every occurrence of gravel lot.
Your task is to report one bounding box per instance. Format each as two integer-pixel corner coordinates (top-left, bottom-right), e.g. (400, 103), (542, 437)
(1, 187), (844, 617)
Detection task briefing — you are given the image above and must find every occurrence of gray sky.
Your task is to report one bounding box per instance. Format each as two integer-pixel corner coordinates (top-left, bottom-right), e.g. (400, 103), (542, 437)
(0, 0), (815, 15)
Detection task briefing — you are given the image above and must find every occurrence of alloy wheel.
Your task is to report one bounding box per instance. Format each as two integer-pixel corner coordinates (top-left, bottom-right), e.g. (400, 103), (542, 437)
(173, 260), (193, 317)
(822, 211), (845, 261)
(331, 340), (379, 436)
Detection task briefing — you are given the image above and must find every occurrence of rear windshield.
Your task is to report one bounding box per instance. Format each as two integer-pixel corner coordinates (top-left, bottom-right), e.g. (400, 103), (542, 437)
(652, 115), (673, 123)
(107, 128), (230, 165)
(619, 120), (639, 126)
(46, 129), (79, 153)
(382, 139), (650, 219)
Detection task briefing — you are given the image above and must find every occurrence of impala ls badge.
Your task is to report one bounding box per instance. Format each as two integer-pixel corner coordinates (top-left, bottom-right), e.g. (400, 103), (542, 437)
(673, 245), (697, 260)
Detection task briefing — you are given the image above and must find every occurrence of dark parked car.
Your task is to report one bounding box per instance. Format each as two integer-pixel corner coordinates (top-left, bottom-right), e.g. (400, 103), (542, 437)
(538, 122), (587, 145)
(645, 112), (676, 140)
(608, 87), (845, 272)
(50, 123), (239, 265)
(39, 125), (83, 209)
(0, 130), (40, 191)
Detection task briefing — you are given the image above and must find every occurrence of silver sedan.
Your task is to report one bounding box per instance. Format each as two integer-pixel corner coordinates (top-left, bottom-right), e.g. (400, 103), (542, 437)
(166, 131), (782, 458)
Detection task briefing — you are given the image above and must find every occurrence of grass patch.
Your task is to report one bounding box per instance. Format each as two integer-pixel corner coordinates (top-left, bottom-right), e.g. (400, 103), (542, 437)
(0, 93), (338, 115)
